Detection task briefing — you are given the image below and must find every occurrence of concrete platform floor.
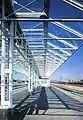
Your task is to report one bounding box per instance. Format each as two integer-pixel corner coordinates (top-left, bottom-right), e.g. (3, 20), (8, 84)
(12, 86), (83, 120)
(0, 85), (83, 120)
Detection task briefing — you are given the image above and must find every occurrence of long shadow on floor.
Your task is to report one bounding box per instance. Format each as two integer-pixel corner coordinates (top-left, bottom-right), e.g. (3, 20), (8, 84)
(50, 87), (70, 109)
(12, 89), (41, 120)
(50, 86), (83, 112)
(11, 86), (83, 120)
(35, 87), (49, 114)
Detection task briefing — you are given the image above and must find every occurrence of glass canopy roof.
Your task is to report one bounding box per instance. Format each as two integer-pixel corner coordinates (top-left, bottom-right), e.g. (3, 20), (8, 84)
(1, 0), (83, 78)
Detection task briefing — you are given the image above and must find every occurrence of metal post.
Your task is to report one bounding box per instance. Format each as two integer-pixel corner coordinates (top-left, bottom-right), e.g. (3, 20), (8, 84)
(34, 72), (36, 89)
(35, 75), (38, 89)
(1, 31), (6, 106)
(6, 38), (10, 101)
(28, 65), (30, 90)
(33, 70), (35, 90)
(8, 21), (14, 107)
(36, 77), (38, 88)
(1, 0), (5, 106)
(28, 65), (33, 92)
(32, 61), (34, 90)
(25, 41), (27, 57)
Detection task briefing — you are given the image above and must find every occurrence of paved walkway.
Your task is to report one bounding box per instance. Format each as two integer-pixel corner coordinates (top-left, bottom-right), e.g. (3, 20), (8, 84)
(8, 86), (83, 120)
(12, 86), (83, 120)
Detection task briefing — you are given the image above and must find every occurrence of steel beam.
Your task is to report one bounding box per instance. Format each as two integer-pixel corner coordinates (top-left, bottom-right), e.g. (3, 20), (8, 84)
(63, 0), (83, 11)
(1, 0), (5, 106)
(28, 65), (33, 92)
(8, 21), (14, 107)
(48, 33), (77, 48)
(48, 42), (72, 55)
(13, 37), (83, 40)
(15, 12), (47, 18)
(16, 46), (77, 50)
(51, 22), (83, 38)
(26, 53), (69, 56)
(24, 33), (43, 35)
(22, 29), (43, 32)
(43, 0), (50, 76)
(1, 18), (83, 22)
(1, 30), (6, 106)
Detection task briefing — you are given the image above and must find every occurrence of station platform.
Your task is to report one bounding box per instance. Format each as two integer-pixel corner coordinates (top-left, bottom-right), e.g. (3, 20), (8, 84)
(6, 85), (83, 120)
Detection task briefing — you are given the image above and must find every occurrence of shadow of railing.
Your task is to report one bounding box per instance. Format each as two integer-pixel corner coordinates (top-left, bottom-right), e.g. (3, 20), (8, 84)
(11, 86), (83, 120)
(12, 88), (41, 120)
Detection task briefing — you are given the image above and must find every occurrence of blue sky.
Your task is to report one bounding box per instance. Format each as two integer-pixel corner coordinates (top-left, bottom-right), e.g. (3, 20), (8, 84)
(49, 0), (83, 81)
(51, 44), (83, 81)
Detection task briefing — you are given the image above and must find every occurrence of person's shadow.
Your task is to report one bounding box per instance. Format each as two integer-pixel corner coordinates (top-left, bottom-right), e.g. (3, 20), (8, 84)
(36, 87), (49, 114)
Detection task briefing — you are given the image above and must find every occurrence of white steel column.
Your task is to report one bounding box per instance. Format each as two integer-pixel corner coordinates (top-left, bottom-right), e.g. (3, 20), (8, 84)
(1, 32), (6, 106)
(32, 61), (35, 90)
(35, 75), (38, 89)
(39, 78), (41, 87)
(34, 72), (36, 89)
(8, 21), (14, 107)
(1, 0), (5, 106)
(35, 75), (37, 89)
(28, 65), (33, 92)
(33, 70), (35, 90)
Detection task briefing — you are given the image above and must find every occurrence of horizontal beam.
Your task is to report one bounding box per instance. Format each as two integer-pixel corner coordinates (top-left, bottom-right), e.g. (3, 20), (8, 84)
(22, 29), (43, 32)
(13, 37), (83, 40)
(15, 12), (47, 18)
(24, 33), (43, 35)
(0, 36), (83, 41)
(1, 18), (83, 22)
(27, 53), (69, 56)
(29, 45), (43, 48)
(48, 42), (72, 55)
(48, 33), (77, 48)
(17, 47), (77, 50)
